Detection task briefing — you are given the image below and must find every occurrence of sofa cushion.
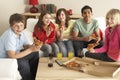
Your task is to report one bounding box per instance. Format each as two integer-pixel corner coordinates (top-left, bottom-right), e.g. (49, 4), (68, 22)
(24, 18), (38, 44)
(0, 59), (21, 80)
(24, 18), (44, 57)
(94, 17), (106, 40)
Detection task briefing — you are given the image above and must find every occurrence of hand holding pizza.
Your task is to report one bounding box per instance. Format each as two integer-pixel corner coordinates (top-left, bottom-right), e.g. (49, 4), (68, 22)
(33, 37), (43, 46)
(87, 43), (99, 53)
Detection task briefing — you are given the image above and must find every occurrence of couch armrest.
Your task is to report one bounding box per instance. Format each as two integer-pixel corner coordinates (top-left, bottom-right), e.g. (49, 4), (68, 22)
(0, 59), (21, 80)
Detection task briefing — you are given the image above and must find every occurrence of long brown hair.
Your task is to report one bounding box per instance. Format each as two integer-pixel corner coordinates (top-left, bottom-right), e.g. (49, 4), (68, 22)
(35, 11), (51, 30)
(55, 8), (70, 28)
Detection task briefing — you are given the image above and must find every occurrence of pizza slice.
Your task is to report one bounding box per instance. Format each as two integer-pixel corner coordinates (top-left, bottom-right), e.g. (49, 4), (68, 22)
(33, 37), (43, 46)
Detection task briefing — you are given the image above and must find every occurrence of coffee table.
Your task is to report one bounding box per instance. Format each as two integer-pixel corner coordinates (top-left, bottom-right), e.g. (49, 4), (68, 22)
(36, 57), (120, 80)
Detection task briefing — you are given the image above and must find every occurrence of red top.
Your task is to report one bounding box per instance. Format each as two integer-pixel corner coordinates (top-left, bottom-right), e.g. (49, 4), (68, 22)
(33, 22), (56, 44)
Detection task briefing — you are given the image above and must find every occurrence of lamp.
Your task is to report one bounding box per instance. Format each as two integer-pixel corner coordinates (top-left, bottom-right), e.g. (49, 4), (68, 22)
(29, 0), (39, 13)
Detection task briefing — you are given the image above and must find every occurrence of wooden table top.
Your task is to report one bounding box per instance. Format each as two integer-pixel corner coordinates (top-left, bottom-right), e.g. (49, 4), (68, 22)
(36, 57), (120, 80)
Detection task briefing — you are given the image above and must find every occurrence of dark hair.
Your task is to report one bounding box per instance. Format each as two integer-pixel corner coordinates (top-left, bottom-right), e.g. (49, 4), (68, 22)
(55, 8), (70, 27)
(35, 11), (51, 30)
(9, 13), (25, 26)
(81, 5), (92, 14)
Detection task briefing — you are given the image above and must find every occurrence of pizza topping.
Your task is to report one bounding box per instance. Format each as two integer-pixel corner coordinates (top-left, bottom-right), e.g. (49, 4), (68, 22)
(33, 37), (43, 46)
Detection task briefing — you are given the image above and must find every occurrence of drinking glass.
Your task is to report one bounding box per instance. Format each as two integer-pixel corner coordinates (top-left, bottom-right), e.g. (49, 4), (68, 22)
(68, 52), (73, 59)
(57, 52), (62, 60)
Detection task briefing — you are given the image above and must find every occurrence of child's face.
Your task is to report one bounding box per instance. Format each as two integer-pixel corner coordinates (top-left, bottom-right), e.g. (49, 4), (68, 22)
(11, 22), (24, 35)
(58, 11), (66, 22)
(82, 9), (93, 21)
(106, 16), (117, 28)
(42, 14), (51, 26)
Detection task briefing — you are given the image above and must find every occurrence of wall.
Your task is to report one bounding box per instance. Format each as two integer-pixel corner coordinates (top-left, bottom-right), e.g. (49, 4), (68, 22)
(0, 0), (120, 35)
(0, 0), (26, 35)
(40, 0), (120, 17)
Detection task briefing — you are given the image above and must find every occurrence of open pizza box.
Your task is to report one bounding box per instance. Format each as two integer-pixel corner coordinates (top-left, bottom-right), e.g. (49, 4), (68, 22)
(62, 57), (120, 77)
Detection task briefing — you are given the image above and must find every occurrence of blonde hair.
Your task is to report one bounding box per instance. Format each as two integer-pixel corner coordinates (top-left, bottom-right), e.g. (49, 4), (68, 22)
(106, 9), (120, 25)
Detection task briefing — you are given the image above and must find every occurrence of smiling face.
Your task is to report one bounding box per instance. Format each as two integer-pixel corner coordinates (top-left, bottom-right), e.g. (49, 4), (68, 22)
(42, 13), (51, 26)
(11, 21), (24, 35)
(106, 15), (117, 28)
(106, 9), (120, 28)
(58, 11), (66, 22)
(82, 9), (93, 23)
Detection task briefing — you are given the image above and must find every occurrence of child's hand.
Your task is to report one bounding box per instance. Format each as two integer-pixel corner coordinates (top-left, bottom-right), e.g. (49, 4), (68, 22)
(59, 26), (64, 33)
(84, 36), (93, 42)
(46, 27), (52, 37)
(87, 43), (98, 53)
(96, 37), (101, 43)
(30, 45), (41, 52)
(33, 37), (43, 46)
(88, 48), (95, 53)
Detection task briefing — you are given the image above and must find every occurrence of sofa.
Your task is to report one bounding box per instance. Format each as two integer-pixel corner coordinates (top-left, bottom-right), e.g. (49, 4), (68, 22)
(24, 17), (106, 42)
(0, 59), (21, 80)
(0, 17), (106, 79)
(23, 17), (106, 57)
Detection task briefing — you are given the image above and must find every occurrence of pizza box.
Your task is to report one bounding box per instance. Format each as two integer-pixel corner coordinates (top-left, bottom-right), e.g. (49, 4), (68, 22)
(63, 57), (120, 77)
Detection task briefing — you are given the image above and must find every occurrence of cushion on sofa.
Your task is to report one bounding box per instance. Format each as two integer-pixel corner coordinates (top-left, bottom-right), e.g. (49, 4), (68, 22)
(94, 17), (106, 40)
(23, 18), (44, 57)
(0, 59), (21, 80)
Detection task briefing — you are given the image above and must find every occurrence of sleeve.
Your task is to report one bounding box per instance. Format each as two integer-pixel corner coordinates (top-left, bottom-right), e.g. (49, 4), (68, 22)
(73, 21), (79, 32)
(5, 36), (16, 51)
(23, 33), (29, 45)
(94, 20), (99, 32)
(95, 28), (109, 53)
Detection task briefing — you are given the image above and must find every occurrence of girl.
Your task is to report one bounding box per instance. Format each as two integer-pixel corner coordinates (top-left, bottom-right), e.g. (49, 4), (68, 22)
(86, 9), (120, 62)
(55, 8), (75, 57)
(33, 11), (59, 57)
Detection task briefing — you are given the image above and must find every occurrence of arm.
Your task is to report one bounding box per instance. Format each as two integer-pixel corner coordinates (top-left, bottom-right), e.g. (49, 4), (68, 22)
(56, 27), (64, 41)
(93, 29), (101, 43)
(72, 21), (85, 41)
(7, 45), (41, 59)
(23, 44), (31, 49)
(89, 29), (108, 53)
(72, 31), (85, 41)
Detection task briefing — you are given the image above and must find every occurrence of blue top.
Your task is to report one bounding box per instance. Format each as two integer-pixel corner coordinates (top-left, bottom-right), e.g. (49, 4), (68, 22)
(73, 18), (99, 37)
(0, 28), (29, 58)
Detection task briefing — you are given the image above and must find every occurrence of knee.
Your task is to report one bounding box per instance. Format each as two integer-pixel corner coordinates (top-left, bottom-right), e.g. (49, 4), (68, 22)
(44, 44), (52, 53)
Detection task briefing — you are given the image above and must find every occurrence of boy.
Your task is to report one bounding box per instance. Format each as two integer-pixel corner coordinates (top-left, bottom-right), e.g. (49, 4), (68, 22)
(0, 13), (41, 80)
(72, 5), (103, 56)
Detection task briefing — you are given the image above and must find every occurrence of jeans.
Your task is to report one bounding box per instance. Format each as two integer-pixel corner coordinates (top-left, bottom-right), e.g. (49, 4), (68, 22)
(73, 40), (103, 56)
(85, 52), (115, 62)
(41, 42), (59, 57)
(56, 40), (75, 57)
(17, 52), (39, 80)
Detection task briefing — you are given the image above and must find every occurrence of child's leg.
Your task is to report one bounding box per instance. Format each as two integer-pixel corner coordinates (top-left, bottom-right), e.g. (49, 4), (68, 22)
(56, 41), (67, 57)
(73, 41), (86, 57)
(29, 52), (39, 79)
(64, 40), (75, 57)
(51, 42), (60, 57)
(17, 58), (32, 80)
(41, 44), (52, 57)
(85, 52), (115, 62)
(17, 52), (39, 80)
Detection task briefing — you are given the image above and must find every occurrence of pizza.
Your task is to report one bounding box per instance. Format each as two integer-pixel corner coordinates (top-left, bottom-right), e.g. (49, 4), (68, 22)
(87, 43), (99, 50)
(66, 61), (80, 68)
(33, 37), (43, 46)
